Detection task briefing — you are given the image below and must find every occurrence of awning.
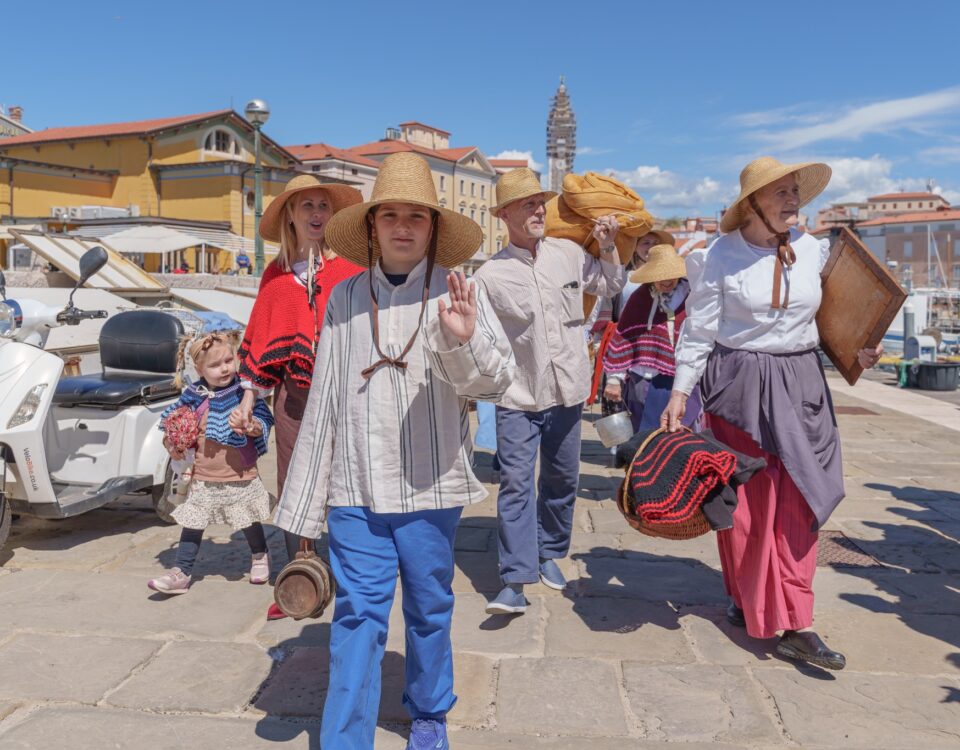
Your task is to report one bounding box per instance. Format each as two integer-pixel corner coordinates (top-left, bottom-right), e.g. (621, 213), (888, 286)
(93, 225), (204, 254)
(10, 229), (165, 290)
(0, 224), (40, 241)
(72, 223), (279, 256)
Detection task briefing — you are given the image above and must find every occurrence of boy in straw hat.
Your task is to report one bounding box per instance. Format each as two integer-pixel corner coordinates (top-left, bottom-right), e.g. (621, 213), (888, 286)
(274, 152), (513, 749)
(473, 167), (626, 614)
(602, 243), (702, 431)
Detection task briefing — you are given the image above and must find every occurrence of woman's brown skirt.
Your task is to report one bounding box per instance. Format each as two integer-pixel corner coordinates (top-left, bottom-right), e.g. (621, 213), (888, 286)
(273, 373), (310, 498)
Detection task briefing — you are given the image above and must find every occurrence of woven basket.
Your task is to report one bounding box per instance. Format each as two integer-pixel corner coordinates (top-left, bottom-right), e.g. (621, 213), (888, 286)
(616, 427), (712, 540)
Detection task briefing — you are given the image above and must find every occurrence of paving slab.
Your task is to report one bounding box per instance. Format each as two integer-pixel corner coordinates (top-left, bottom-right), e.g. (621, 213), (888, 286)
(544, 595), (694, 662)
(496, 657), (628, 736)
(0, 569), (269, 639)
(0, 706), (409, 749)
(3, 509), (170, 570)
(0, 634), (158, 703)
(755, 670), (960, 748)
(622, 663), (782, 744)
(106, 641), (273, 712)
(447, 730), (751, 749)
(252, 646), (495, 727)
(678, 606), (784, 667)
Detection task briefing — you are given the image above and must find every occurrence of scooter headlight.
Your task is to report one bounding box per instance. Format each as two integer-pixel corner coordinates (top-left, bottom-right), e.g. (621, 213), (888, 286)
(0, 302), (15, 337)
(8, 384), (48, 429)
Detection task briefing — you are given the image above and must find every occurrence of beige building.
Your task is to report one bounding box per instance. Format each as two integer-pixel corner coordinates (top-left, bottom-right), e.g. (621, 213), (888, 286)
(867, 192), (949, 215)
(296, 122), (506, 258)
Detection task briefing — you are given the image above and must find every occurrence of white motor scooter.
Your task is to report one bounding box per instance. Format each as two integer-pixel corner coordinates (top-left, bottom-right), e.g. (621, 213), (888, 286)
(0, 247), (182, 555)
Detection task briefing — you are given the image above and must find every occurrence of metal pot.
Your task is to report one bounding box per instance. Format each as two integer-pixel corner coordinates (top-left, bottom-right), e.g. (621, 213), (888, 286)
(594, 410), (635, 448)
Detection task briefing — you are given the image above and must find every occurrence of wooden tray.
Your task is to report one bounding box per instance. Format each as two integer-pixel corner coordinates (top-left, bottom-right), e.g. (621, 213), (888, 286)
(816, 226), (907, 385)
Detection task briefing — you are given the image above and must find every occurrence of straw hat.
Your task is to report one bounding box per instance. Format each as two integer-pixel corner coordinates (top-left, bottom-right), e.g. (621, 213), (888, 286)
(325, 153), (483, 268)
(630, 244), (687, 284)
(640, 229), (676, 246)
(259, 174), (363, 243)
(720, 156), (831, 234)
(491, 168), (557, 217)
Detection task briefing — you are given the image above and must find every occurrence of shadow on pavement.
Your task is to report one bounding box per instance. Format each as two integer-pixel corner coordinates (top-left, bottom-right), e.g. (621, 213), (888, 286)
(837, 482), (960, 680)
(252, 621), (410, 747)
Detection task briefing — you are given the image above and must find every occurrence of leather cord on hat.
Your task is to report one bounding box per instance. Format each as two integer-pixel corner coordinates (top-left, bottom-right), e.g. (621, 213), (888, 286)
(747, 193), (796, 309)
(360, 213), (438, 380)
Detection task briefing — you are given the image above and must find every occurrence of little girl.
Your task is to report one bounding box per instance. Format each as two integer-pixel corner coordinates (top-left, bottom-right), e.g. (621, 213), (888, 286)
(148, 331), (275, 595)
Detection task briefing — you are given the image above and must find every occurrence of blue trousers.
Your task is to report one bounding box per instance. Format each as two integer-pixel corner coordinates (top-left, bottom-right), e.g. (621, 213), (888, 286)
(494, 403), (582, 584)
(321, 506), (462, 750)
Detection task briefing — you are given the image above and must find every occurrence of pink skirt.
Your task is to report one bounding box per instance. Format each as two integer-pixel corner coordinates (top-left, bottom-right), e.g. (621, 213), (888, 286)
(709, 414), (819, 639)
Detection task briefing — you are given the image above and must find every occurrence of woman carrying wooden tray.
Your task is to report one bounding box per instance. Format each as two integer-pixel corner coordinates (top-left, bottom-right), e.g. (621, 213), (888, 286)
(662, 157), (882, 670)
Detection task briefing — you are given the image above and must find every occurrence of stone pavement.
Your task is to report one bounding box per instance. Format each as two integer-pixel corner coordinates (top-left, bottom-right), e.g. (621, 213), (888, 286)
(0, 374), (958, 749)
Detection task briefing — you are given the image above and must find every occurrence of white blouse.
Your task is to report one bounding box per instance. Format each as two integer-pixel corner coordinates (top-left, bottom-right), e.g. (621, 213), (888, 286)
(673, 228), (830, 395)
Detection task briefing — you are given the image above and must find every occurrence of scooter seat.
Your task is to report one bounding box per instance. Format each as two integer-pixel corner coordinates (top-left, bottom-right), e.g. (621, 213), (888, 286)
(53, 373), (180, 408)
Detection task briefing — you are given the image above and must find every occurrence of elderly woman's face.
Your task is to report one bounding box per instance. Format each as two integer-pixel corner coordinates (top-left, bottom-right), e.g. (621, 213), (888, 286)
(751, 173), (801, 232)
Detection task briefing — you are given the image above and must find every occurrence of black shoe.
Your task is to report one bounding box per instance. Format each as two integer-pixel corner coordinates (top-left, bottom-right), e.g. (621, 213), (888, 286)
(776, 630), (846, 670)
(725, 601), (746, 627)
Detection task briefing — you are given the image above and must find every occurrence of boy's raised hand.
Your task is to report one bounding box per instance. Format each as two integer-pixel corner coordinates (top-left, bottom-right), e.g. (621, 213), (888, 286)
(437, 272), (477, 345)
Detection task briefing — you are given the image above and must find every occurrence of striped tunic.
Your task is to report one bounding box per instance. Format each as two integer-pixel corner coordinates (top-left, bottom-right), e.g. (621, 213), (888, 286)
(275, 258), (515, 538)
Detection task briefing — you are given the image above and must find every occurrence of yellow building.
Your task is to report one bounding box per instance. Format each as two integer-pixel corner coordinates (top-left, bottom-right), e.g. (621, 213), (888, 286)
(0, 110), (308, 270)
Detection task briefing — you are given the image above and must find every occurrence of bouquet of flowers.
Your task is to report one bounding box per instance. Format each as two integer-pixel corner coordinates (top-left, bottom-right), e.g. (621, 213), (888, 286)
(162, 406), (200, 453)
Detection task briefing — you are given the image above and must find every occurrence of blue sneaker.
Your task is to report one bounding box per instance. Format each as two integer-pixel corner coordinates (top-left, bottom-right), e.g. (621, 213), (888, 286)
(407, 718), (448, 750)
(485, 584), (527, 615)
(539, 558), (567, 590)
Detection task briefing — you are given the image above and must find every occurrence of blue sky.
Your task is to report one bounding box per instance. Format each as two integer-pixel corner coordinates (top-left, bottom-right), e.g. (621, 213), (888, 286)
(5, 0), (960, 218)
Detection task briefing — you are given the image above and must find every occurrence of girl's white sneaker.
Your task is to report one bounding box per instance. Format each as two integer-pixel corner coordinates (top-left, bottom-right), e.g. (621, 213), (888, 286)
(148, 568), (192, 595)
(250, 553), (270, 584)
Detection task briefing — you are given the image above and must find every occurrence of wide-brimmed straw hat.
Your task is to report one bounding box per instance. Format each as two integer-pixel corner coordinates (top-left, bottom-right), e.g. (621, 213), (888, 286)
(639, 229), (676, 246)
(491, 168), (557, 217)
(630, 244), (687, 284)
(325, 152), (483, 268)
(260, 174), (363, 243)
(720, 156), (831, 234)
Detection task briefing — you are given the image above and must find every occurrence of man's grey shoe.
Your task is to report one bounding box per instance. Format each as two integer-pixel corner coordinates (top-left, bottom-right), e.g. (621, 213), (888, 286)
(485, 584), (527, 615)
(539, 558), (567, 590)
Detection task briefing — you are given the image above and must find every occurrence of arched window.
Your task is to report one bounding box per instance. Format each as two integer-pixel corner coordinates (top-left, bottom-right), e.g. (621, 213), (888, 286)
(204, 128), (239, 156)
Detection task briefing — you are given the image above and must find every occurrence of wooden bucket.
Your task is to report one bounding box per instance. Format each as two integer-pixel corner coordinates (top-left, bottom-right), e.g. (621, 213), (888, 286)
(273, 539), (337, 620)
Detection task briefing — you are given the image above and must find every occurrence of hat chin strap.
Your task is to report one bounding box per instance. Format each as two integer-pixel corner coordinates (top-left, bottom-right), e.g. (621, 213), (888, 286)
(361, 215), (438, 380)
(747, 194), (796, 310)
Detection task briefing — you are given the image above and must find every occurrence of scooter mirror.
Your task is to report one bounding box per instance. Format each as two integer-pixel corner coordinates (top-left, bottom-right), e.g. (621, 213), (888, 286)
(69, 246), (108, 307)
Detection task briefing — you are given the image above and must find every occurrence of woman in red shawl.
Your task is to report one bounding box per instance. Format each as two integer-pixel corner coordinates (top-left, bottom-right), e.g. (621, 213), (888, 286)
(231, 174), (363, 619)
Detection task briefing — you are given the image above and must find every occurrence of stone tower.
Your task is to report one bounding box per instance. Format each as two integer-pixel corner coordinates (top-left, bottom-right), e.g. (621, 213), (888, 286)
(546, 76), (576, 193)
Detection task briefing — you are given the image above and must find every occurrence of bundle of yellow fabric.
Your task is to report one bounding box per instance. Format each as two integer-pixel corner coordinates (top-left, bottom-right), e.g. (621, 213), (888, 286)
(545, 172), (654, 265)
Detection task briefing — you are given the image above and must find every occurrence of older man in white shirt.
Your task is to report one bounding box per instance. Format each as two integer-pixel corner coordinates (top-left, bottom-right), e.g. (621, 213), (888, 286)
(474, 168), (627, 614)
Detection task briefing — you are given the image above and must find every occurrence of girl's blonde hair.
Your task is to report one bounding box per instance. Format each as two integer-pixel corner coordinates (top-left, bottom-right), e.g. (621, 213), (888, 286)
(277, 190), (336, 271)
(174, 330), (242, 387)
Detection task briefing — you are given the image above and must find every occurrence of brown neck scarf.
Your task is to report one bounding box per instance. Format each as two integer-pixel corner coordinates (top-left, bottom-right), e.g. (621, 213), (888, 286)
(360, 214), (438, 380)
(747, 194), (796, 309)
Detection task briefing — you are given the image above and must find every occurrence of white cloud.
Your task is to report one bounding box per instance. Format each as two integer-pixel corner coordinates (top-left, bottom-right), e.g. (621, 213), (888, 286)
(603, 165), (734, 215)
(744, 86), (960, 151)
(491, 149), (543, 172)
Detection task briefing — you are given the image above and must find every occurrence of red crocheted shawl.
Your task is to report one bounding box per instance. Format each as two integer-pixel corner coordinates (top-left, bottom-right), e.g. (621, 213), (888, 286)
(603, 285), (687, 377)
(239, 256), (363, 389)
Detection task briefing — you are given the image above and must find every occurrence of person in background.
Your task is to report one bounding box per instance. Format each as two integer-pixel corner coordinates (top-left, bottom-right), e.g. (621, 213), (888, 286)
(473, 168), (626, 615)
(230, 174), (364, 621)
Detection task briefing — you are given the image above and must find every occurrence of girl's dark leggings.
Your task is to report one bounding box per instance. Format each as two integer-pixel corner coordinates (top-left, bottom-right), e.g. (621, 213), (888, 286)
(174, 522), (268, 576)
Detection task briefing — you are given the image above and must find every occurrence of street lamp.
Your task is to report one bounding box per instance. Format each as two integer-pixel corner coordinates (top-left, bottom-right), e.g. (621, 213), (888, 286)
(245, 99), (270, 275)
